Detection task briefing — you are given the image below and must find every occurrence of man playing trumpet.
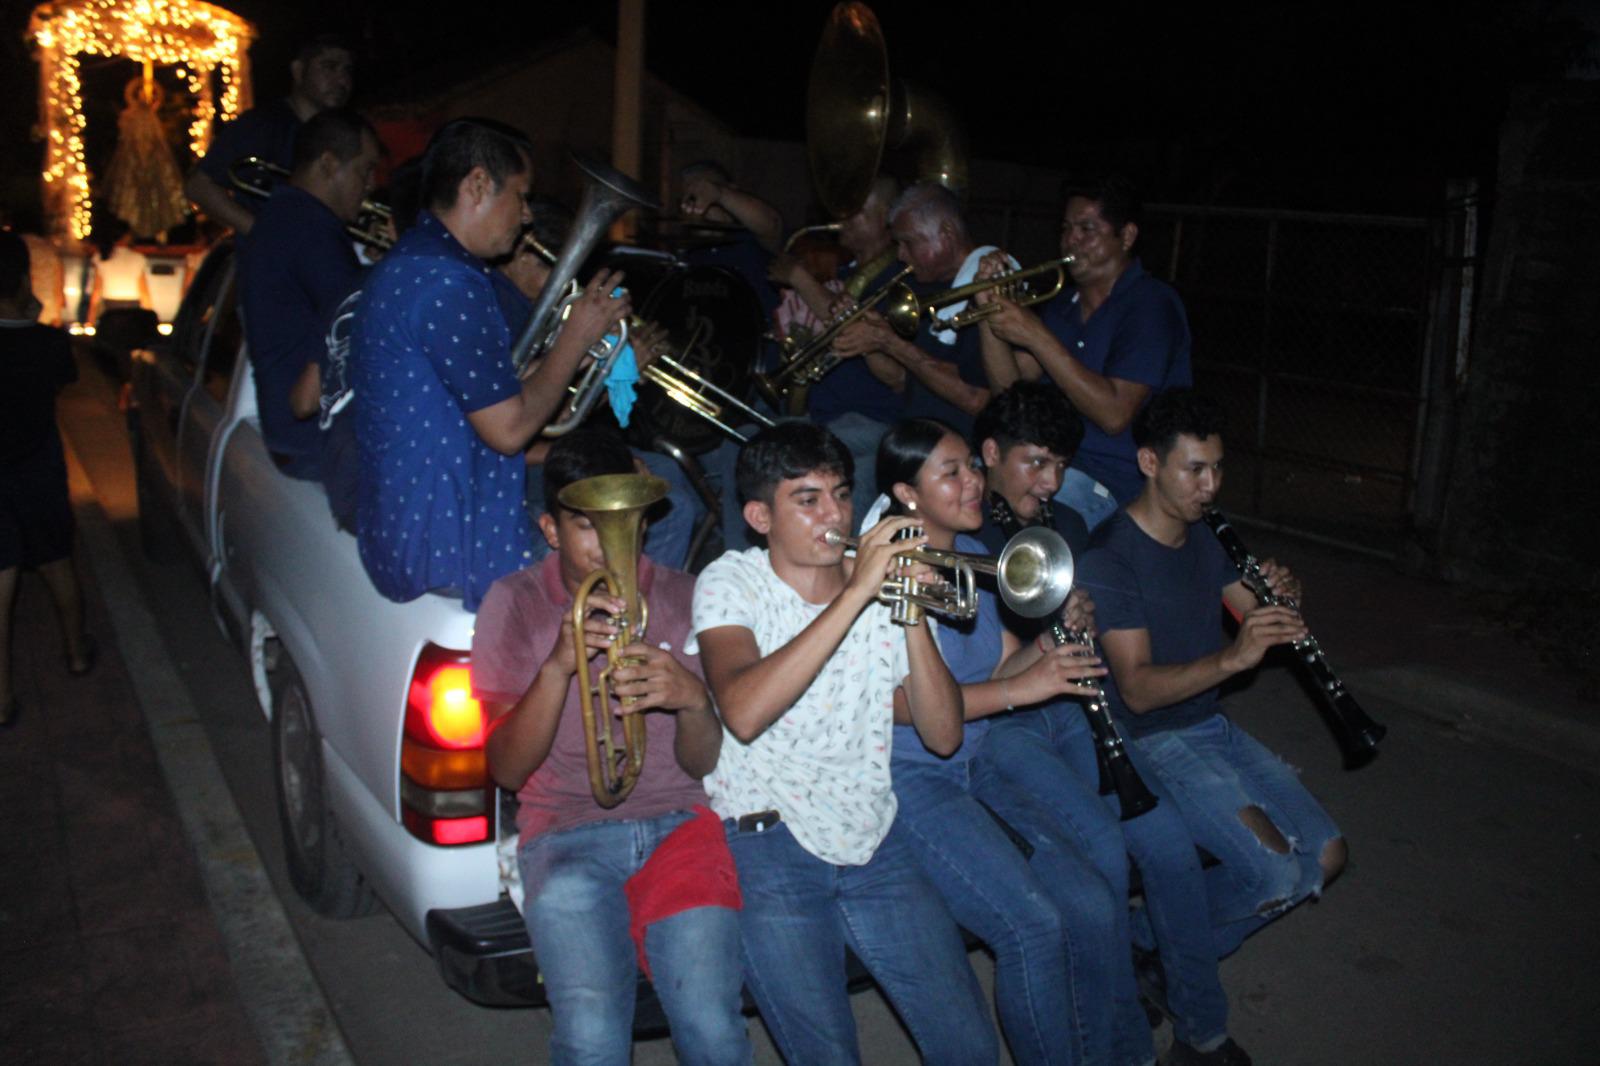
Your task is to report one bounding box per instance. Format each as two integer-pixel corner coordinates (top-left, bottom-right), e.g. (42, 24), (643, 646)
(831, 183), (1010, 439)
(471, 427), (750, 1064)
(978, 177), (1192, 530)
(691, 422), (996, 1065)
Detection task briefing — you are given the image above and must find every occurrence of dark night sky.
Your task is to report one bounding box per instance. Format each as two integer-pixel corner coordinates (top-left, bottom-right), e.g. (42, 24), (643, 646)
(3, 0), (1596, 217)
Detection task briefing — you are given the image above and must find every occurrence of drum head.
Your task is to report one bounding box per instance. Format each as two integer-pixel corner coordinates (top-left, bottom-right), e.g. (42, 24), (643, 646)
(630, 265), (767, 454)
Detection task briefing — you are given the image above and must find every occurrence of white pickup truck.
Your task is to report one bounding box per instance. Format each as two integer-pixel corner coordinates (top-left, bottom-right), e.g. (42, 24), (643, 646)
(127, 239), (576, 1014)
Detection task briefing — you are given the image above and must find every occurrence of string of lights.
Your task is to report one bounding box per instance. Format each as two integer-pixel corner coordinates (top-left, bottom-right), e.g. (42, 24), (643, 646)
(27, 0), (256, 239)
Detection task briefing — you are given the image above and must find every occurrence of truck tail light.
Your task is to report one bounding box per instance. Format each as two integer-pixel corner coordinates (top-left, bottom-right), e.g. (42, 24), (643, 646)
(402, 644), (491, 846)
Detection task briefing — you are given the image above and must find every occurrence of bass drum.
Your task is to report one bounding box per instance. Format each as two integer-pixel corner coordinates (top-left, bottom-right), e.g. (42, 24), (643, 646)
(619, 259), (768, 454)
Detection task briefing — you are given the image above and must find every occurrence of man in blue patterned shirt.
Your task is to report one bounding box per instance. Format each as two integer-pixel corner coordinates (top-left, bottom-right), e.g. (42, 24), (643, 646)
(352, 118), (628, 610)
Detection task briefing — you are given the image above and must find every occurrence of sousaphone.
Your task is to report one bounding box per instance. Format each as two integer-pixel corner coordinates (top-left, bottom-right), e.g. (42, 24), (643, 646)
(806, 2), (968, 218)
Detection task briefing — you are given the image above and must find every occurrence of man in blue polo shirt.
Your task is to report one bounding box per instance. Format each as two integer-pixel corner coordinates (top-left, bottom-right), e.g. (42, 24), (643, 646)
(979, 177), (1192, 530)
(352, 118), (628, 611)
(236, 108), (376, 480)
(185, 34), (354, 236)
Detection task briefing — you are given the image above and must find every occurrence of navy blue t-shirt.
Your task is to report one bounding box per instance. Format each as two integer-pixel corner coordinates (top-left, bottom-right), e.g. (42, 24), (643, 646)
(807, 258), (906, 427)
(237, 184), (363, 478)
(1078, 509), (1237, 738)
(196, 99), (302, 216)
(1038, 259), (1192, 503)
(898, 278), (987, 440)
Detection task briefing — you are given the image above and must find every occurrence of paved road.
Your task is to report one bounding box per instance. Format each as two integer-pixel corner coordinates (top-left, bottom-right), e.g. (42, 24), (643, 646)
(59, 350), (1600, 1065)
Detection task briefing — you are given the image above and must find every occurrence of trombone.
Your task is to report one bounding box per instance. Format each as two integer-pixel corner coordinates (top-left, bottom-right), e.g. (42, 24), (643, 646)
(823, 525), (1074, 627)
(228, 156), (395, 250)
(882, 255), (1077, 336)
(636, 317), (777, 443)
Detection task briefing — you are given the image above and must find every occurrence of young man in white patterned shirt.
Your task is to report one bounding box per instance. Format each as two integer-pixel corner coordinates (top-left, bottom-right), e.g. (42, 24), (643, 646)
(689, 422), (997, 1065)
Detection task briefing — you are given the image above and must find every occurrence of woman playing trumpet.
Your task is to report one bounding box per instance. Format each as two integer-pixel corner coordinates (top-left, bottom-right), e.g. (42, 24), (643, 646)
(869, 417), (1123, 1066)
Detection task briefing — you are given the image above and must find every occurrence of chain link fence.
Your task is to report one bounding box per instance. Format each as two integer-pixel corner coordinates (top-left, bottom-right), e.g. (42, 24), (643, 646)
(970, 200), (1447, 554)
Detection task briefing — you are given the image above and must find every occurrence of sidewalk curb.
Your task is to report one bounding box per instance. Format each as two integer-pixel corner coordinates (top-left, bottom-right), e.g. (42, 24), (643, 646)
(1348, 664), (1600, 774)
(65, 442), (356, 1066)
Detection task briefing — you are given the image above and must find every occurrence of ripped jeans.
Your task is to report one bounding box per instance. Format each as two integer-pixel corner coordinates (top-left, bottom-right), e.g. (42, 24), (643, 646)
(1134, 713), (1342, 958)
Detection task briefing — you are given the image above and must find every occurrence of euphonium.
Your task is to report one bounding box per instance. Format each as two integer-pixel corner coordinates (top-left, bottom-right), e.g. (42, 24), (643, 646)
(823, 525), (1074, 627)
(511, 154), (658, 387)
(559, 473), (669, 807)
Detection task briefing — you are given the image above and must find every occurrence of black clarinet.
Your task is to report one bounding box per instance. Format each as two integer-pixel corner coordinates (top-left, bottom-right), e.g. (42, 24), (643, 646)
(1202, 509), (1387, 770)
(990, 495), (1158, 820)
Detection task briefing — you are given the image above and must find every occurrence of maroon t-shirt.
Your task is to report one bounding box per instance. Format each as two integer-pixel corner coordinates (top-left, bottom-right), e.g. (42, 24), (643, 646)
(472, 554), (709, 844)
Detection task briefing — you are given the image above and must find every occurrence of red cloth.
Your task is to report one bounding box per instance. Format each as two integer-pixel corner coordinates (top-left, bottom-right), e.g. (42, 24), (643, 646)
(623, 805), (742, 981)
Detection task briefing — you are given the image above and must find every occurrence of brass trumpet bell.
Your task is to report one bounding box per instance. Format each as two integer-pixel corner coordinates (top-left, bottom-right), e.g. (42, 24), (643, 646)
(558, 473), (669, 808)
(823, 525), (1075, 626)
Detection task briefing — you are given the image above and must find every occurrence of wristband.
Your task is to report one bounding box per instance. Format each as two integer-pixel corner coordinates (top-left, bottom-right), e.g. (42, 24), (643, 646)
(1037, 632), (1054, 653)
(1001, 677), (1015, 712)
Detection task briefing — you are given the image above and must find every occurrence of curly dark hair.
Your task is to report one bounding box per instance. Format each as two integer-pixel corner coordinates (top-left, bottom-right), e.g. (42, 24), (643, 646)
(972, 382), (1085, 465)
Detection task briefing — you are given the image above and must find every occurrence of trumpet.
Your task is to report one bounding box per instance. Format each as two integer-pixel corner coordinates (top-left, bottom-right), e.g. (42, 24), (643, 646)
(755, 266), (916, 404)
(823, 525), (1074, 627)
(883, 255), (1076, 336)
(561, 473), (668, 807)
(228, 156), (394, 250)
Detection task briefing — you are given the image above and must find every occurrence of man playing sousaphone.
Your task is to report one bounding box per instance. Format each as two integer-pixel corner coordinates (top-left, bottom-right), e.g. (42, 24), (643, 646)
(471, 426), (750, 1063)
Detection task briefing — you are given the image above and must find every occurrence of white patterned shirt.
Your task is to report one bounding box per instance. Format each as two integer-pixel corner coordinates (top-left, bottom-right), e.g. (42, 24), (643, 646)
(688, 547), (909, 866)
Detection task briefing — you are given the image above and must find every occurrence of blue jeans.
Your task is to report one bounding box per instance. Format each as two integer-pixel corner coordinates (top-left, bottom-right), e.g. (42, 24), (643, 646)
(984, 702), (1233, 1053)
(893, 757), (1119, 1066)
(525, 447), (701, 570)
(519, 811), (751, 1066)
(1134, 714), (1343, 958)
(725, 818), (997, 1066)
(1053, 468), (1119, 533)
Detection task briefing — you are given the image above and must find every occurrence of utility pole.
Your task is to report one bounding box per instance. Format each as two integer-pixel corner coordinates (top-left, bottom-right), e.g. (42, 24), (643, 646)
(611, 0), (645, 241)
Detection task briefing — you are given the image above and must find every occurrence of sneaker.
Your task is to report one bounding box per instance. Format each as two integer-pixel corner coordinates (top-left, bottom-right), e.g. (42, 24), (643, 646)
(1166, 1037), (1253, 1066)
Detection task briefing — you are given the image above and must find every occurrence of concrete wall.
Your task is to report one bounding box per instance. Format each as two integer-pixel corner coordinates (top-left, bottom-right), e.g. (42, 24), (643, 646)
(1438, 83), (1600, 587)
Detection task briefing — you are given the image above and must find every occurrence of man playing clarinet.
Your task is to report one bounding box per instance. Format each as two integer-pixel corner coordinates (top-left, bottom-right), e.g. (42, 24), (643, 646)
(1078, 389), (1347, 1021)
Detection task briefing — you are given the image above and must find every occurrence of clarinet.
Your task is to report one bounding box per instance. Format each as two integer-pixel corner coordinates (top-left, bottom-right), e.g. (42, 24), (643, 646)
(1202, 509), (1387, 770)
(990, 495), (1158, 820)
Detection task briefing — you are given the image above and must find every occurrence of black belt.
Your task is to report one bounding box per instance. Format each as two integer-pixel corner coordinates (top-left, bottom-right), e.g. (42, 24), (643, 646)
(737, 810), (781, 833)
